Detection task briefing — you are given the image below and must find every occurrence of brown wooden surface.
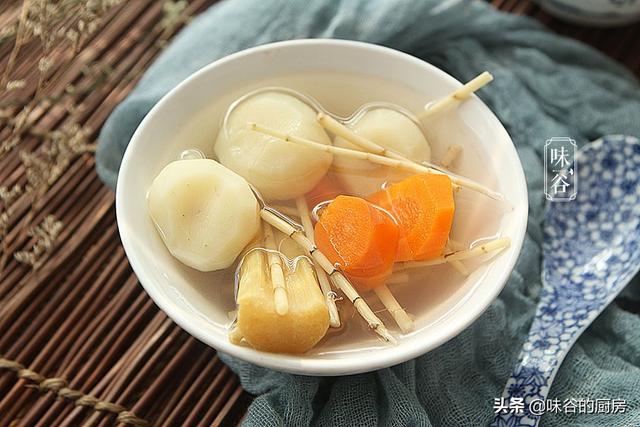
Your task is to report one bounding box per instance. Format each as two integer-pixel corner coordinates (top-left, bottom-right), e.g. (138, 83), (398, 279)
(0, 1), (638, 426)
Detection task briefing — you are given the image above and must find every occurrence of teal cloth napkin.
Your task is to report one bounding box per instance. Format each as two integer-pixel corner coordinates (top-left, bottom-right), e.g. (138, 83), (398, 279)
(97, 0), (640, 425)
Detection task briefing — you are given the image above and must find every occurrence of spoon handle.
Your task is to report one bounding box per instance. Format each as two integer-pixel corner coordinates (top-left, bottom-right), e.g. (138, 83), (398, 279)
(490, 288), (606, 426)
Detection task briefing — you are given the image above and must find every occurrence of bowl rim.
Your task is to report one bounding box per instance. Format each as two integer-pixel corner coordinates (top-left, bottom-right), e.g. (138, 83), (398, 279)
(116, 38), (529, 376)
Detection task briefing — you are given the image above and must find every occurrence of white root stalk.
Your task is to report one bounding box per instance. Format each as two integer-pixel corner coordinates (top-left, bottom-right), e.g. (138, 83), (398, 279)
(445, 242), (469, 276)
(387, 271), (410, 285)
(418, 71), (494, 119)
(318, 112), (389, 156)
(318, 113), (456, 182)
(448, 239), (466, 251)
(320, 111), (451, 175)
(257, 121), (502, 201)
(395, 237), (511, 271)
(295, 197), (341, 328)
(441, 144), (462, 169)
(262, 222), (289, 315)
(260, 208), (396, 344)
(373, 285), (413, 334)
(389, 251), (467, 278)
(270, 204), (300, 217)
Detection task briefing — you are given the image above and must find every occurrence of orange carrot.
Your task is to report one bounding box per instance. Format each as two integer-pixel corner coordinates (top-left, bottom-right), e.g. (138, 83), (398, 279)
(314, 195), (398, 290)
(305, 173), (344, 208)
(368, 174), (454, 261)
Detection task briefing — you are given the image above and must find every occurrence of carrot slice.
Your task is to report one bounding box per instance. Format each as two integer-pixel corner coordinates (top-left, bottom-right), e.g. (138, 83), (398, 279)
(305, 173), (344, 208)
(368, 174), (454, 261)
(314, 195), (398, 290)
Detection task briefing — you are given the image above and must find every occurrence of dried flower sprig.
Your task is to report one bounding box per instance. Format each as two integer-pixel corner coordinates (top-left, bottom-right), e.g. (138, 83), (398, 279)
(160, 0), (188, 32)
(1, 0), (124, 115)
(0, 21), (17, 45)
(0, 136), (21, 159)
(0, 1), (190, 277)
(0, 63), (112, 110)
(6, 80), (27, 91)
(21, 0), (122, 52)
(13, 214), (63, 269)
(0, 184), (26, 272)
(0, 100), (37, 159)
(0, 0), (176, 277)
(156, 0), (190, 48)
(0, 213), (11, 258)
(0, 122), (94, 273)
(20, 123), (94, 192)
(0, 185), (24, 207)
(1, 0), (32, 89)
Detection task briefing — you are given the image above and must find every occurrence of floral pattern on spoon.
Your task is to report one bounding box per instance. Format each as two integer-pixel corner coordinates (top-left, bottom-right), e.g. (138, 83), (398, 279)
(492, 135), (640, 427)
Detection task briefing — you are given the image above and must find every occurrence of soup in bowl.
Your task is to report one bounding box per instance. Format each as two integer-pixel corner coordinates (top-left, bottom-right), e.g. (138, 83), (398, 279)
(116, 39), (528, 375)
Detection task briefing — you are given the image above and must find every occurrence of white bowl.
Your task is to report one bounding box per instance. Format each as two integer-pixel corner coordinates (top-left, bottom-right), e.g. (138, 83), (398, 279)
(116, 40), (528, 376)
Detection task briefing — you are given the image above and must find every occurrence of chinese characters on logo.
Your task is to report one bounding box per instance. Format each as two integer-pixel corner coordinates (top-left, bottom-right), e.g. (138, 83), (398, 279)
(544, 137), (577, 202)
(493, 397), (627, 416)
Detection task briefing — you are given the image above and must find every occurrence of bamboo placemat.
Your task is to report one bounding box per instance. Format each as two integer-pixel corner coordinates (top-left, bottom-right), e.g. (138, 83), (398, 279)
(0, 1), (638, 426)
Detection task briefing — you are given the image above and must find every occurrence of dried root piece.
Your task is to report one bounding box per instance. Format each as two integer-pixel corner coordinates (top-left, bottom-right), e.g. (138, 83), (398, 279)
(295, 197), (341, 328)
(233, 248), (329, 353)
(259, 208), (396, 344)
(419, 71), (494, 119)
(445, 242), (468, 276)
(373, 285), (413, 334)
(262, 222), (289, 316)
(326, 271), (397, 345)
(250, 122), (503, 201)
(395, 237), (511, 271)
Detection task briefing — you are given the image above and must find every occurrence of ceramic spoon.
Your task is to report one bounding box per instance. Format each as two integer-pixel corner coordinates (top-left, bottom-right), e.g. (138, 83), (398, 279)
(492, 135), (640, 427)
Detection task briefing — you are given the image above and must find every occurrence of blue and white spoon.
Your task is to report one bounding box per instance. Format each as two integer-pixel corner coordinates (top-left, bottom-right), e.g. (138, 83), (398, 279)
(492, 135), (640, 427)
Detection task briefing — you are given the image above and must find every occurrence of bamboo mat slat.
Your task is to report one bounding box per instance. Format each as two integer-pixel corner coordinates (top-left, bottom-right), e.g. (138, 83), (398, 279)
(0, 1), (638, 426)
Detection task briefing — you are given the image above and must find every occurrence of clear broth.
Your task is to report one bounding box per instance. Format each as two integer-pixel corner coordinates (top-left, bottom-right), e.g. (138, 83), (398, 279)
(161, 70), (509, 355)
